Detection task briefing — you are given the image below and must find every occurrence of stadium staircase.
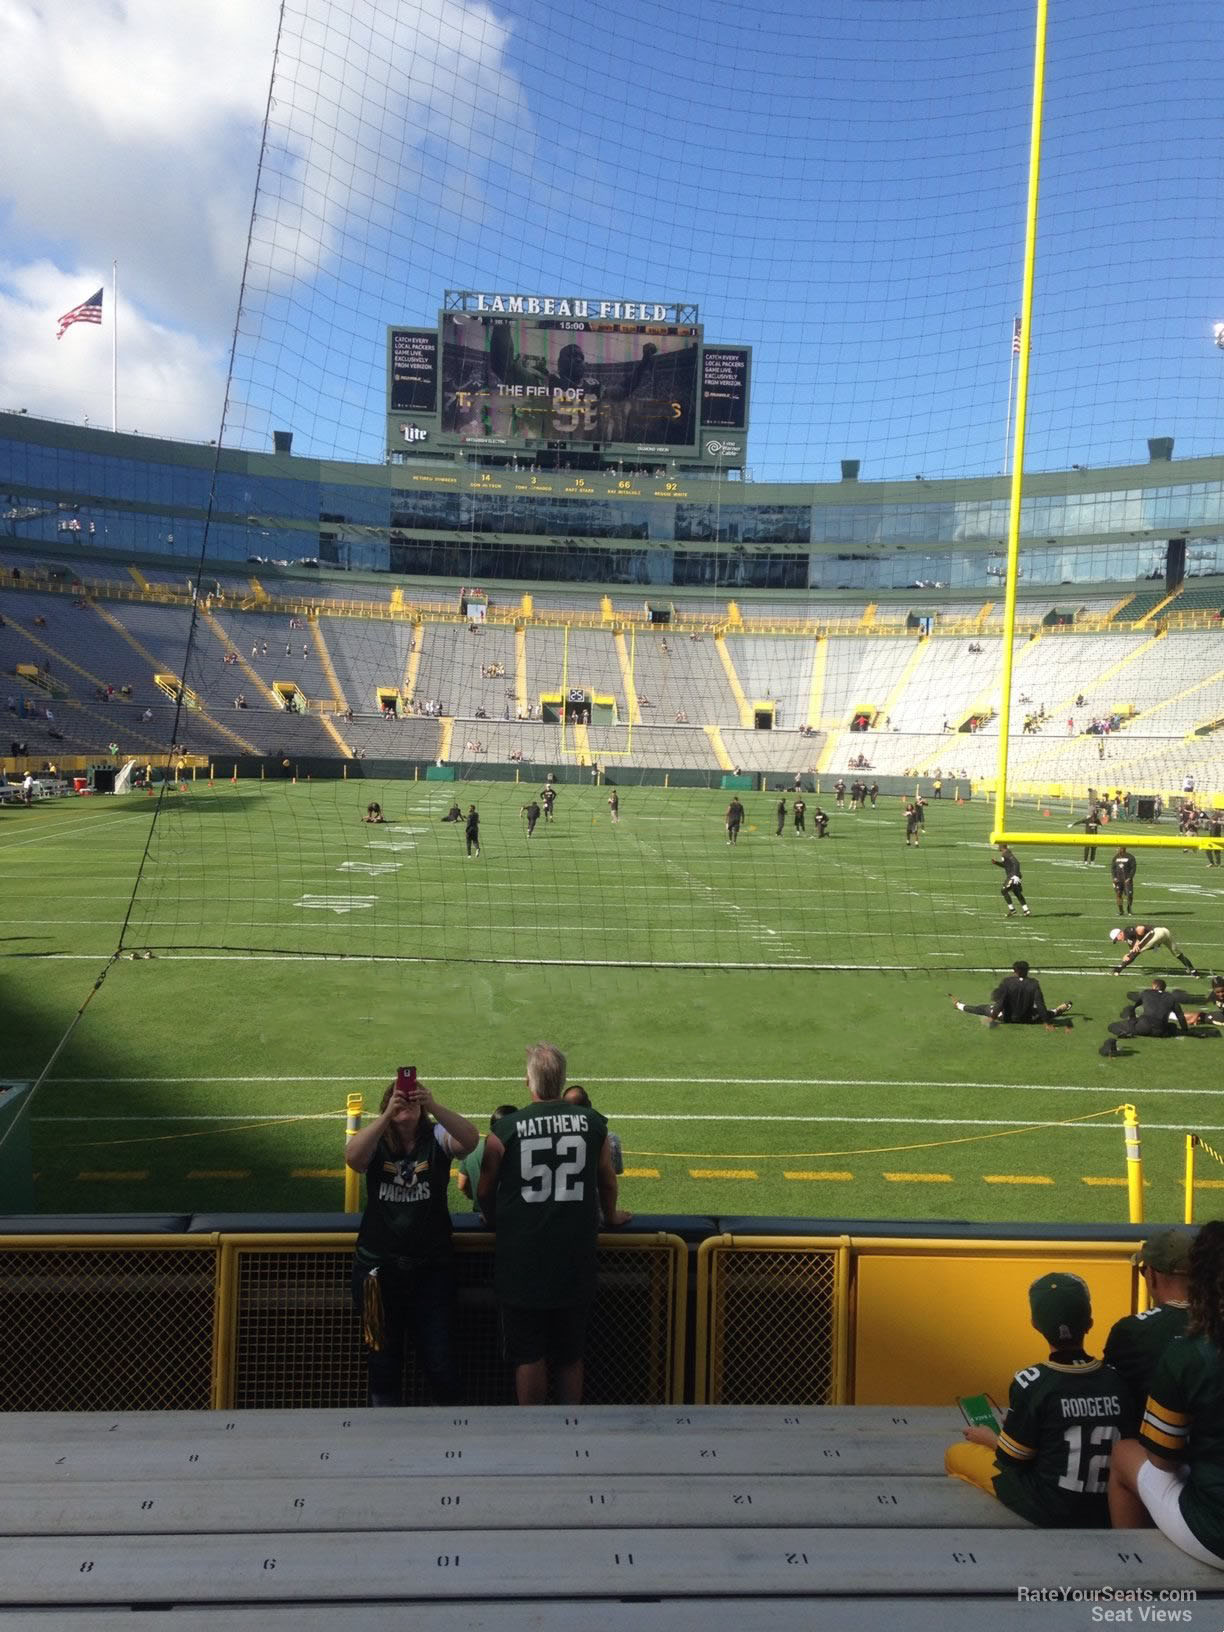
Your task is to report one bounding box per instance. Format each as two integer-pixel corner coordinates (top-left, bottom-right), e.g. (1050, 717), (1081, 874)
(713, 634), (752, 726)
(703, 724), (735, 771)
(1, 1404), (1219, 1624)
(92, 602), (261, 756)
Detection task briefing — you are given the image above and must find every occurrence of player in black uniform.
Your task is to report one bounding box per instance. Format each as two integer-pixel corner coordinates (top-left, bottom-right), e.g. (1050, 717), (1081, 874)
(993, 844), (1030, 916)
(465, 805), (480, 858)
(1103, 1229), (1193, 1410)
(1108, 1220), (1224, 1566)
(441, 799), (463, 823)
(946, 1272), (1130, 1527)
(813, 806), (829, 838)
(607, 789), (619, 824)
(345, 1073), (480, 1405)
(363, 802), (385, 824)
(868, 782), (879, 807)
(834, 778), (846, 807)
(1069, 804), (1102, 863)
(725, 797), (745, 845)
(1098, 978), (1190, 1057)
(904, 802), (921, 847)
(792, 797), (806, 834)
(1208, 810), (1224, 868)
(1111, 846), (1136, 912)
(521, 799), (541, 838)
(776, 797), (787, 836)
(951, 961), (1072, 1026)
(540, 786), (557, 823)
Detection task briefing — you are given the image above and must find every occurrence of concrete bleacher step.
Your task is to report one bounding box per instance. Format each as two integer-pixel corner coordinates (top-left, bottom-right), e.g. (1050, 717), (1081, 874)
(0, 1474), (1026, 1536)
(0, 1428), (962, 1479)
(2, 1525), (1220, 1605)
(3, 1605), (1209, 1632)
(0, 1404), (959, 1442)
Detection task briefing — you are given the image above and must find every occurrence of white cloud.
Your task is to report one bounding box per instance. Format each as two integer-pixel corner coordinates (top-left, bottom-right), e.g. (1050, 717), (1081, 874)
(0, 260), (226, 440)
(0, 0), (535, 449)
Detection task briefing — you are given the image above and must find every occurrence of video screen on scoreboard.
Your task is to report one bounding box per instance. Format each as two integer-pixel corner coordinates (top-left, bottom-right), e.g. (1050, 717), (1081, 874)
(440, 313), (700, 448)
(389, 328), (439, 413)
(700, 347), (750, 430)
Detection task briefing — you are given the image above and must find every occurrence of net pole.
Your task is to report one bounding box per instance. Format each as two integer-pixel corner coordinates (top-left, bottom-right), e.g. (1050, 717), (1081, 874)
(992, 0), (1049, 843)
(626, 624), (635, 754)
(561, 622), (569, 755)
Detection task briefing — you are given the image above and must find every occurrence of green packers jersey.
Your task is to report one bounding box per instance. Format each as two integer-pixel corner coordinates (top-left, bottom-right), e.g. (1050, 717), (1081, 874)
(1103, 1304), (1189, 1421)
(491, 1102), (608, 1309)
(1141, 1333), (1224, 1560)
(992, 1355), (1130, 1527)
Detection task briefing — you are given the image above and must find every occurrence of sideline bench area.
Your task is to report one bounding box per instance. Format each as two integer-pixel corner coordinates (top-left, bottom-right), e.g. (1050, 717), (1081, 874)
(1, 1406), (1220, 1625)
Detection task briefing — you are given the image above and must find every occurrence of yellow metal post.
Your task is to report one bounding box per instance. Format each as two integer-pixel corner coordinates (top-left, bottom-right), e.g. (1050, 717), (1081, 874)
(1185, 1134), (1197, 1226)
(992, 0), (1049, 841)
(1123, 1104), (1144, 1224)
(344, 1093), (364, 1213)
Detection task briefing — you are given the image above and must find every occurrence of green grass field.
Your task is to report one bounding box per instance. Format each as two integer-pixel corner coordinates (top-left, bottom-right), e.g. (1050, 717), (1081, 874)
(5, 777), (1224, 1225)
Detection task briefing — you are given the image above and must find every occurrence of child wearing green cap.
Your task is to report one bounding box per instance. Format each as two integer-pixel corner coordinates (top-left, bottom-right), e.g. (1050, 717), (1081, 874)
(946, 1271), (1132, 1526)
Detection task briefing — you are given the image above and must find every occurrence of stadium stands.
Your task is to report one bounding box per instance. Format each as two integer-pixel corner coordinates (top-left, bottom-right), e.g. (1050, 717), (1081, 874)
(6, 570), (1224, 792)
(1, 1404), (1219, 1621)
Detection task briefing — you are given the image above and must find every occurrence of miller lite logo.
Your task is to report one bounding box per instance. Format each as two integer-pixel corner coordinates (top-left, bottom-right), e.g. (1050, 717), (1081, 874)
(399, 423), (428, 443)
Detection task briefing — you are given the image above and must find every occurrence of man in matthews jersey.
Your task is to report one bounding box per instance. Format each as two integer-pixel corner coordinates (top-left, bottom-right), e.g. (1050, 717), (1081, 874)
(945, 1272), (1130, 1527)
(478, 1042), (630, 1406)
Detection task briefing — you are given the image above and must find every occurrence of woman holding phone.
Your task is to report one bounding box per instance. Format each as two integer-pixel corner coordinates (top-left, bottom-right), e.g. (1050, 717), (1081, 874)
(345, 1069), (479, 1406)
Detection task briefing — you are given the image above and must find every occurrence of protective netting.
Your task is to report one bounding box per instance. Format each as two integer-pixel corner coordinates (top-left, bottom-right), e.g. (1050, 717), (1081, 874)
(93, 0), (1223, 976)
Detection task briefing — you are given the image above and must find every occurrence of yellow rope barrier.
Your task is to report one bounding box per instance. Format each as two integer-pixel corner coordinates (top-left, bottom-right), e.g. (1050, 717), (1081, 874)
(629, 1105), (1129, 1163)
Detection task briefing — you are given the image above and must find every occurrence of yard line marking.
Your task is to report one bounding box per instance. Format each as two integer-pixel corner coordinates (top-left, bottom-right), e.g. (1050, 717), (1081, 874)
(291, 1167), (346, 1179)
(784, 1170), (854, 1182)
(1193, 1179), (1224, 1189)
(76, 1170), (148, 1182)
(621, 1167), (660, 1179)
(983, 1174), (1055, 1185)
(185, 1170), (251, 1180)
(688, 1168), (757, 1180)
(1081, 1176), (1132, 1187)
(883, 1172), (953, 1183)
(0, 814), (144, 851)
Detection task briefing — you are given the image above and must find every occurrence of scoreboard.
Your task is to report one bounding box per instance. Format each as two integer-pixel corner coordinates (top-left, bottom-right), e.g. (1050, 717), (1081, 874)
(386, 298), (749, 468)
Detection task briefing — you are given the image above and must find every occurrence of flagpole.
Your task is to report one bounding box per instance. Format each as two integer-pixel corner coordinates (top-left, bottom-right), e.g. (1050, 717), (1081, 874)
(111, 260), (118, 433)
(1002, 315), (1018, 475)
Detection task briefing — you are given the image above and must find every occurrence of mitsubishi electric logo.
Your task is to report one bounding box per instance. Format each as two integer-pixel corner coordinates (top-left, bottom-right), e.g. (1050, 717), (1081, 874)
(399, 423), (428, 443)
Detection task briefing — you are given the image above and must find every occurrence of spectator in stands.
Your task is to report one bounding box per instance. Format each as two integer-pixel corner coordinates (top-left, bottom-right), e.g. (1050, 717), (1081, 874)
(344, 1073), (479, 1406)
(1108, 1219), (1224, 1566)
(478, 1043), (630, 1405)
(946, 1272), (1130, 1527)
(563, 1085), (623, 1223)
(951, 961), (1072, 1027)
(455, 1104), (517, 1214)
(1103, 1229), (1193, 1407)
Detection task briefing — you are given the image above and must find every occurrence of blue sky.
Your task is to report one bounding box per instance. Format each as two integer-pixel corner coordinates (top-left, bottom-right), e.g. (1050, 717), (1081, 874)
(2, 0), (1221, 482)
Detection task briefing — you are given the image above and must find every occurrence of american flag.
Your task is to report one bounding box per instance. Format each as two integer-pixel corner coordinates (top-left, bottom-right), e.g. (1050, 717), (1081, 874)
(56, 288), (103, 340)
(1011, 316), (1022, 355)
